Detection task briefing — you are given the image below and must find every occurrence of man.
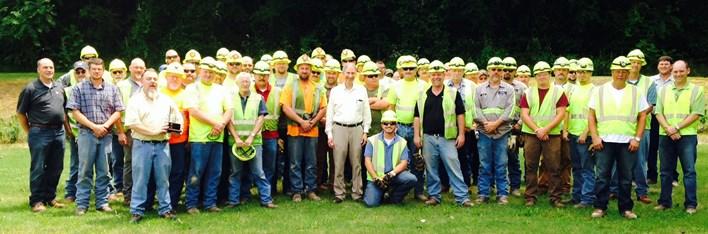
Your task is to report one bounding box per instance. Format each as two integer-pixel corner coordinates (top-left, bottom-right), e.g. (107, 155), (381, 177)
(548, 57), (573, 195)
(280, 54), (327, 202)
(159, 49), (181, 72)
(216, 48), (229, 62)
(182, 63), (197, 86)
(589, 56), (649, 219)
(241, 56), (254, 73)
(647, 55), (674, 185)
(387, 55), (429, 202)
(62, 61), (88, 203)
(223, 53), (242, 92)
(271, 50), (297, 195)
(125, 69), (181, 223)
(183, 49), (202, 66)
(609, 49), (654, 204)
(326, 63), (372, 203)
(473, 57), (515, 204)
(563, 57), (596, 208)
(17, 58), (67, 212)
(60, 45), (111, 87)
(502, 56), (527, 197)
(340, 49), (356, 68)
(516, 65), (531, 86)
(253, 61), (282, 196)
(316, 59), (341, 191)
(417, 58), (430, 84)
(184, 57), (233, 214)
(520, 61), (568, 207)
(363, 110), (417, 207)
(107, 59), (128, 198)
(364, 61), (390, 147)
(413, 60), (472, 207)
(67, 58), (125, 215)
(160, 63), (190, 211)
(568, 59), (578, 84)
(225, 72), (277, 209)
(270, 50), (297, 89)
(464, 63), (479, 83)
(375, 59), (392, 90)
(476, 70), (489, 84)
(109, 59), (128, 84)
(117, 58), (146, 205)
(443, 57), (476, 188)
(654, 60), (702, 215)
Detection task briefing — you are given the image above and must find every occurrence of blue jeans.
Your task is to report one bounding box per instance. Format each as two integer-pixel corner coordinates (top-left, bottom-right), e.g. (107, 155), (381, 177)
(364, 171), (417, 207)
(64, 135), (79, 199)
(169, 142), (189, 209)
(228, 145), (272, 205)
(396, 125), (425, 196)
(658, 136), (698, 208)
(76, 128), (112, 209)
(507, 132), (522, 190)
(594, 142), (637, 214)
(130, 140), (172, 216)
(569, 134), (595, 205)
(185, 142), (223, 209)
(27, 127), (65, 206)
(287, 136), (318, 194)
(262, 138), (278, 195)
(423, 134), (470, 204)
(477, 133), (509, 198)
(111, 133), (124, 192)
(609, 131), (650, 197)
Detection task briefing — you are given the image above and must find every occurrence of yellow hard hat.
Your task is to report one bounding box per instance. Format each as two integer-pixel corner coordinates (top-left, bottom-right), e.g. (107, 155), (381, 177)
(610, 56), (631, 70)
(627, 49), (647, 66)
(199, 56), (216, 71)
(464, 63), (479, 75)
(428, 60), (446, 73)
(533, 61), (552, 75)
(311, 47), (326, 59)
(552, 57), (570, 70)
(294, 54), (313, 70)
(271, 50), (291, 64)
(340, 49), (356, 62)
(216, 48), (229, 61)
(232, 145), (256, 161)
(357, 55), (372, 67)
(214, 61), (228, 75)
(381, 110), (397, 123)
(578, 57), (594, 72)
(361, 61), (379, 76)
(502, 57), (517, 70)
(108, 59), (127, 71)
(311, 59), (323, 72)
(80, 45), (98, 59)
(164, 62), (186, 78)
(516, 65), (531, 76)
(260, 54), (272, 63)
(397, 55), (417, 69)
(253, 61), (270, 75)
(184, 49), (202, 64)
(226, 52), (243, 64)
(568, 59), (579, 71)
(448, 57), (465, 70)
(324, 59), (342, 73)
(417, 58), (431, 69)
(486, 57), (504, 70)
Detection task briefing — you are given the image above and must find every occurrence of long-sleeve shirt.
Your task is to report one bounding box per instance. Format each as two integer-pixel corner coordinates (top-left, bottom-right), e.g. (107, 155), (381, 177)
(325, 83), (372, 138)
(473, 81), (515, 139)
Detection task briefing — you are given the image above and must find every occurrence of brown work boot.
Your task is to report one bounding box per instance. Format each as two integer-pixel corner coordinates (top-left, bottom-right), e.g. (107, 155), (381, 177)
(97, 205), (113, 212)
(31, 202), (47, 213)
(307, 192), (321, 201)
(206, 206), (222, 213)
(424, 198), (440, 206)
(261, 203), (278, 209)
(187, 207), (200, 214)
(292, 194), (302, 202)
(48, 200), (66, 208)
(637, 195), (652, 204)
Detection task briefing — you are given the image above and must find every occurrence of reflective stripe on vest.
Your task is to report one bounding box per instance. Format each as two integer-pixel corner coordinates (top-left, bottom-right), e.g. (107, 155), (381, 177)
(659, 84), (701, 136)
(567, 84), (594, 136)
(417, 87), (458, 139)
(521, 85), (563, 135)
(288, 79), (321, 125)
(596, 85), (638, 137)
(367, 134), (405, 181)
(393, 79), (427, 124)
(463, 84), (477, 128)
(264, 86), (281, 131)
(231, 94), (263, 145)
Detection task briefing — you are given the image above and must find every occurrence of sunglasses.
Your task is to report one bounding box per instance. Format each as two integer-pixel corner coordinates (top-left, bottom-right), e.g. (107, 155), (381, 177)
(81, 56), (97, 60)
(111, 70), (123, 75)
(75, 70), (86, 74)
(312, 71), (321, 75)
(490, 68), (502, 72)
(342, 59), (355, 63)
(366, 75), (378, 79)
(402, 67), (415, 71)
(166, 55), (178, 59)
(228, 63), (241, 66)
(382, 122), (397, 126)
(503, 69), (513, 73)
(569, 71), (576, 74)
(184, 69), (196, 73)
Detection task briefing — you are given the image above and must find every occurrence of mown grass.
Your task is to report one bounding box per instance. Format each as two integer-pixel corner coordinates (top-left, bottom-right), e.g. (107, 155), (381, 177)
(0, 144), (706, 233)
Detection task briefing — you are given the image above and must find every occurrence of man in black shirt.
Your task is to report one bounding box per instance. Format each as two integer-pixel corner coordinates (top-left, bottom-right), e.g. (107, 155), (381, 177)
(413, 60), (472, 207)
(16, 58), (67, 212)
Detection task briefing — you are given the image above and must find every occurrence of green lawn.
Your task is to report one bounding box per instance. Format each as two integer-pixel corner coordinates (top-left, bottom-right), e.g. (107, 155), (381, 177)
(0, 144), (706, 233)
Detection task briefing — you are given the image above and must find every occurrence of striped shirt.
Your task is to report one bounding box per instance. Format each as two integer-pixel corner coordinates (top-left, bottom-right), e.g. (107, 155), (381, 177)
(66, 79), (124, 126)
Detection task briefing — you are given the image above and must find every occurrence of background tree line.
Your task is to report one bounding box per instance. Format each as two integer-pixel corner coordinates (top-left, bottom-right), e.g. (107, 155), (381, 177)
(1, 0), (706, 75)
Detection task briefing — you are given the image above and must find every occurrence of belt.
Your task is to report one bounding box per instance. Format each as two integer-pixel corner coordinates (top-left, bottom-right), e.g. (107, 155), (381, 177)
(30, 123), (62, 129)
(334, 122), (362, 128)
(137, 139), (167, 144)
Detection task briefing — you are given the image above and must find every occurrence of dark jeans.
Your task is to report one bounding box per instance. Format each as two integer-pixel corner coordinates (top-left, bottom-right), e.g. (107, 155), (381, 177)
(470, 131), (480, 185)
(111, 133), (124, 192)
(169, 142), (189, 209)
(658, 136), (698, 209)
(507, 131), (522, 190)
(276, 127), (291, 194)
(28, 127), (65, 206)
(647, 115), (679, 183)
(64, 136), (79, 199)
(594, 142), (637, 214)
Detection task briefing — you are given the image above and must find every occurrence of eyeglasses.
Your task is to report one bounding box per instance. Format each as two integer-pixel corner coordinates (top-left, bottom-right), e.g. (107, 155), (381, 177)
(75, 70), (86, 74)
(184, 69), (196, 73)
(342, 59), (355, 63)
(503, 69), (513, 73)
(312, 71), (321, 75)
(402, 67), (415, 71)
(228, 63), (241, 66)
(166, 55), (178, 60)
(490, 68), (501, 72)
(569, 71), (576, 74)
(366, 75), (378, 79)
(382, 122), (397, 126)
(111, 70), (123, 75)
(81, 55), (97, 60)
(144, 77), (158, 81)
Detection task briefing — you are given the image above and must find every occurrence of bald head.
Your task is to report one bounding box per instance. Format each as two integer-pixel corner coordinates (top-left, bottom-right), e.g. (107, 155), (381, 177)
(129, 58), (146, 80)
(672, 60), (691, 81)
(36, 58), (55, 80)
(343, 63), (357, 81)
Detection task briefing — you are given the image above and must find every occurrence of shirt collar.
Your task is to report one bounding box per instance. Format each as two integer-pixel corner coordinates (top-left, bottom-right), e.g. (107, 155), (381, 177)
(378, 133), (399, 145)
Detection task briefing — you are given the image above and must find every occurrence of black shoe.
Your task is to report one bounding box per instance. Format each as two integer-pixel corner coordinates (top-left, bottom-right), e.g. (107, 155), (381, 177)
(333, 197), (343, 203)
(130, 214), (143, 223)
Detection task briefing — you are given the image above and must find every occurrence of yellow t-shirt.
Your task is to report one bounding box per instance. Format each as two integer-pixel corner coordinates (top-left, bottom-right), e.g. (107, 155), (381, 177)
(184, 82), (232, 142)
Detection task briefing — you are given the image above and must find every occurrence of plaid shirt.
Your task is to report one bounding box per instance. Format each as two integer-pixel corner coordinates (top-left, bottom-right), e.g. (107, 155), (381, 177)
(66, 79), (124, 126)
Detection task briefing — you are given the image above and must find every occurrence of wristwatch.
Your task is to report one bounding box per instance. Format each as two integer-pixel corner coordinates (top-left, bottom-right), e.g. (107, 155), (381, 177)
(633, 136), (641, 142)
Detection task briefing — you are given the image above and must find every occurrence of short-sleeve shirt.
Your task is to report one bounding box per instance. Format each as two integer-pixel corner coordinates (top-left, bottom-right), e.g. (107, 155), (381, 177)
(279, 78), (327, 137)
(161, 87), (190, 144)
(124, 91), (182, 141)
(66, 79), (124, 127)
(588, 83), (650, 143)
(16, 79), (66, 126)
(367, 86), (389, 135)
(655, 83), (705, 117)
(414, 87), (465, 136)
(364, 134), (410, 173)
(183, 82), (232, 142)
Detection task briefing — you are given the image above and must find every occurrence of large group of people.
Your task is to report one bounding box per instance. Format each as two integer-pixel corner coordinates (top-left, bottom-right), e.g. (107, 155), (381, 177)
(16, 45), (702, 223)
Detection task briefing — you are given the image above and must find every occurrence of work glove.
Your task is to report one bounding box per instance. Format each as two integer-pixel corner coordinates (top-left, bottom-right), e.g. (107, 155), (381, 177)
(413, 153), (425, 172)
(507, 135), (517, 151)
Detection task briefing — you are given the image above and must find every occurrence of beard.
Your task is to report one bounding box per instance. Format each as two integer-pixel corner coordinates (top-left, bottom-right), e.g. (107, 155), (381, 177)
(145, 88), (158, 100)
